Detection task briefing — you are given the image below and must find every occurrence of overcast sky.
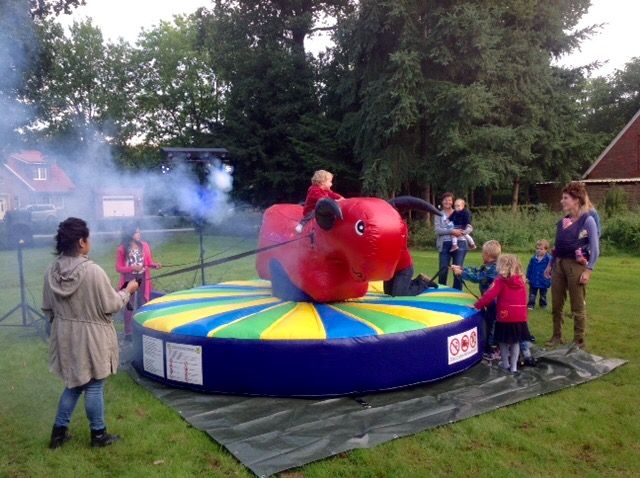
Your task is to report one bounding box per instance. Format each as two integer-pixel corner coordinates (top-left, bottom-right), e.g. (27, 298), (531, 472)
(58, 0), (639, 77)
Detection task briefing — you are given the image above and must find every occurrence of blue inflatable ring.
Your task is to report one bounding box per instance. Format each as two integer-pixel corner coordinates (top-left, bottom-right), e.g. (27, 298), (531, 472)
(131, 280), (485, 397)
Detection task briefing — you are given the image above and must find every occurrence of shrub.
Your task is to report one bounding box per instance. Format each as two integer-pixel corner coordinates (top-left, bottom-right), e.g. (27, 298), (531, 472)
(602, 185), (629, 217)
(601, 214), (640, 254)
(410, 205), (557, 252)
(409, 206), (640, 254)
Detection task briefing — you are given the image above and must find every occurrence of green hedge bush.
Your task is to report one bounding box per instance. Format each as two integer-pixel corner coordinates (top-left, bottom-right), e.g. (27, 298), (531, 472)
(410, 206), (640, 254)
(600, 214), (640, 253)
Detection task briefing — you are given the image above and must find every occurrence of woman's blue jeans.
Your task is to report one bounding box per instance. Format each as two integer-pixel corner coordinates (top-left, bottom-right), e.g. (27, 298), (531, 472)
(438, 240), (468, 290)
(53, 378), (105, 431)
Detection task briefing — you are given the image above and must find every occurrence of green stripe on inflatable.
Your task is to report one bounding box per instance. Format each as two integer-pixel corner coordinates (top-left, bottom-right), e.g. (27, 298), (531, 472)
(365, 295), (475, 306)
(161, 288), (260, 296)
(135, 297), (265, 324)
(333, 304), (426, 334)
(211, 302), (298, 339)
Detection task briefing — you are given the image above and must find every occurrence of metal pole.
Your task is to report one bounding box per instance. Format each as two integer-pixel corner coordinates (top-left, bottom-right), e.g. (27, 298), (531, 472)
(17, 240), (28, 326)
(199, 226), (205, 286)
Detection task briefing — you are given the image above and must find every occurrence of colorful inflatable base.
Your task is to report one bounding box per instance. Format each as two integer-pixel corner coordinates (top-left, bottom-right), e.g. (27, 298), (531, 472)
(131, 280), (485, 397)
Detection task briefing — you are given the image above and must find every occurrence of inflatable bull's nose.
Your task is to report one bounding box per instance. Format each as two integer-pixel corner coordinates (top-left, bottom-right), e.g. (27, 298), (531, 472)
(256, 196), (440, 303)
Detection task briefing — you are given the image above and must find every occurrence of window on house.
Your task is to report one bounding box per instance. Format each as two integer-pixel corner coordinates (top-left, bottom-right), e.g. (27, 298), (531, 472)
(34, 167), (47, 180)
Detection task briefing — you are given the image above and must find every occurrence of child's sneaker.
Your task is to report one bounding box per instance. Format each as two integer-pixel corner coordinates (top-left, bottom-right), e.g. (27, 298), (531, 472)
(518, 356), (538, 368)
(450, 244), (459, 252)
(483, 347), (500, 361)
(295, 223), (303, 234)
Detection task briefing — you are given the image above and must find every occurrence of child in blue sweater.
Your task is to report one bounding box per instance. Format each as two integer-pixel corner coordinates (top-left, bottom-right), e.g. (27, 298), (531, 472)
(451, 240), (500, 357)
(526, 239), (552, 309)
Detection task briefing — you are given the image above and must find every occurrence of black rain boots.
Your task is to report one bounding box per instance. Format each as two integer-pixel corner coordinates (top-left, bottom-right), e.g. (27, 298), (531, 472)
(90, 428), (121, 447)
(49, 425), (72, 449)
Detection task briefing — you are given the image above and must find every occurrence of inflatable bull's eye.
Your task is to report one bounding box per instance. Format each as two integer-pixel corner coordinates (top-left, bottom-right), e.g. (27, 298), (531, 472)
(354, 220), (365, 236)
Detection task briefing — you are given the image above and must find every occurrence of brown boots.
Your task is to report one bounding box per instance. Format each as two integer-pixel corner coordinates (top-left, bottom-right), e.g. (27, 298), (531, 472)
(545, 336), (565, 347)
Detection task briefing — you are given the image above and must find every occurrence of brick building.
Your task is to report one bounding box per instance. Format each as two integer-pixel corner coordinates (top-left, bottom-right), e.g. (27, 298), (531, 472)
(537, 107), (640, 210)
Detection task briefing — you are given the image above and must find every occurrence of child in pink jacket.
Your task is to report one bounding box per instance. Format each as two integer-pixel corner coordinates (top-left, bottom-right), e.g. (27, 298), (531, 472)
(474, 254), (531, 373)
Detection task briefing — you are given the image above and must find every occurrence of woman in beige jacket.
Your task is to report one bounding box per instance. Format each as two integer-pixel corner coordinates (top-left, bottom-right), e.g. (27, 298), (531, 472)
(43, 217), (138, 449)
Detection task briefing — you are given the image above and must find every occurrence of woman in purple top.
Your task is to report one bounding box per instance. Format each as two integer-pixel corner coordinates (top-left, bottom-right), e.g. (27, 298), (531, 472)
(544, 182), (599, 349)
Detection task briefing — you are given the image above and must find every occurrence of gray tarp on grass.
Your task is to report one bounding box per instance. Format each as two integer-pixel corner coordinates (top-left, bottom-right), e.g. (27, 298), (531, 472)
(127, 346), (626, 477)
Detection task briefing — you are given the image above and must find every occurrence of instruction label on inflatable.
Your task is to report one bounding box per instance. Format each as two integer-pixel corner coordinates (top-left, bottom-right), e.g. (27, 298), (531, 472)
(166, 342), (203, 385)
(142, 335), (164, 377)
(447, 327), (478, 365)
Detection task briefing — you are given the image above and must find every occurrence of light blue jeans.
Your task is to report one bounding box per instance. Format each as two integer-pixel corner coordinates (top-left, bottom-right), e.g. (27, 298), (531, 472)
(53, 379), (105, 431)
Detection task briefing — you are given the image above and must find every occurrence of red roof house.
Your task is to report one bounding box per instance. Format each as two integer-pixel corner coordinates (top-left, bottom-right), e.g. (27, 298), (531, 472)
(0, 150), (75, 219)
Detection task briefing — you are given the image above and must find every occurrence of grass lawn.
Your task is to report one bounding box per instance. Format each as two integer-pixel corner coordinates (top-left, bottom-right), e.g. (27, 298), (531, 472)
(1, 232), (638, 477)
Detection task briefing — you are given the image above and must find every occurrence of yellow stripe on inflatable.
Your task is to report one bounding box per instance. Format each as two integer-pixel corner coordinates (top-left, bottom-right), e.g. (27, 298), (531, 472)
(367, 281), (386, 294)
(143, 297), (281, 332)
(149, 291), (268, 304)
(220, 280), (271, 287)
(261, 302), (326, 340)
(344, 302), (461, 327)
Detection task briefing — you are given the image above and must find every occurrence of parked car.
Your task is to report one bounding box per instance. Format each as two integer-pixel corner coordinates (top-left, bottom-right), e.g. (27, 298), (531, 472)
(21, 204), (58, 225)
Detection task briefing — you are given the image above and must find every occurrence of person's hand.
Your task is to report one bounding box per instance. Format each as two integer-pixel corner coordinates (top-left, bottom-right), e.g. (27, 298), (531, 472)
(126, 280), (139, 294)
(154, 262), (162, 269)
(450, 265), (462, 276)
(451, 229), (463, 237)
(544, 265), (552, 279)
(579, 269), (592, 285)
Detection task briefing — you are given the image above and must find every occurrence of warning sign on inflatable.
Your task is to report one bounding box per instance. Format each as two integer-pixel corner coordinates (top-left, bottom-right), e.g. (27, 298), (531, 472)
(447, 327), (478, 365)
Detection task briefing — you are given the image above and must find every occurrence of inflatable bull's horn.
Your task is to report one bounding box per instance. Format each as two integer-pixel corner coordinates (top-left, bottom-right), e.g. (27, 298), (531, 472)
(315, 198), (343, 230)
(388, 196), (442, 216)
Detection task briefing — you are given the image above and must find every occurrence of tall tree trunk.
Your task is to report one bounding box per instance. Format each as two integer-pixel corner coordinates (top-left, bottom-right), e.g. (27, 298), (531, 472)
(511, 177), (520, 213)
(423, 184), (432, 223)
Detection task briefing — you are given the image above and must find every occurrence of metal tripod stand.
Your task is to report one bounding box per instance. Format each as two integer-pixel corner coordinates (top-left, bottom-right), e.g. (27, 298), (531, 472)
(0, 240), (46, 327)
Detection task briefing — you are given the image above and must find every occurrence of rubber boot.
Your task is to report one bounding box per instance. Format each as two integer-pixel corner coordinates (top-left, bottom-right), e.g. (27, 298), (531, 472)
(546, 314), (564, 346)
(49, 425), (71, 449)
(573, 313), (586, 349)
(90, 428), (121, 448)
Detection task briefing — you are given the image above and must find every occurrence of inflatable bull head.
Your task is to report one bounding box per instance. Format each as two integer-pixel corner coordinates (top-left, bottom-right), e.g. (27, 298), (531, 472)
(256, 196), (440, 302)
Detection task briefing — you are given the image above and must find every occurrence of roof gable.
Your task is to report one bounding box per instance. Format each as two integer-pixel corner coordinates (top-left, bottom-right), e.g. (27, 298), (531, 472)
(583, 107), (640, 179)
(3, 150), (75, 193)
(10, 150), (47, 164)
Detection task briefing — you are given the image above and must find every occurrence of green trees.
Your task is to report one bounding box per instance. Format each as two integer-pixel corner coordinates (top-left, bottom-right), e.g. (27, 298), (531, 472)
(199, 0), (356, 205)
(8, 0), (637, 208)
(29, 20), (133, 147)
(332, 0), (596, 208)
(133, 14), (223, 146)
(0, 0), (85, 151)
(583, 57), (640, 138)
